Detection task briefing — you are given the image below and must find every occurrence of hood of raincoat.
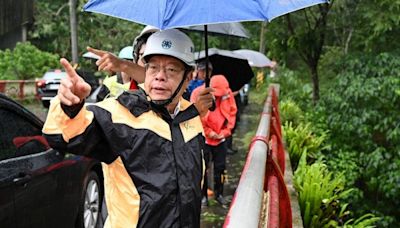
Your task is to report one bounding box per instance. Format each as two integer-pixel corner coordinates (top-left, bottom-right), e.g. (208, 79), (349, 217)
(210, 75), (230, 97)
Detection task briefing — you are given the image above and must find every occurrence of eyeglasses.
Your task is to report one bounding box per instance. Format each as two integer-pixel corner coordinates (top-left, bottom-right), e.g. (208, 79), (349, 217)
(145, 63), (185, 78)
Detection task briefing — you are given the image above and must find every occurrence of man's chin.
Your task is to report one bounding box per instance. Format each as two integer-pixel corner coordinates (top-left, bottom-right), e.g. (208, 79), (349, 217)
(149, 94), (170, 101)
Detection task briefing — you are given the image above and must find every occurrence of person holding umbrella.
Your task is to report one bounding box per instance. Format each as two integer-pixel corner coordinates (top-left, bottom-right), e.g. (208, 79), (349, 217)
(191, 75), (237, 207)
(43, 29), (213, 227)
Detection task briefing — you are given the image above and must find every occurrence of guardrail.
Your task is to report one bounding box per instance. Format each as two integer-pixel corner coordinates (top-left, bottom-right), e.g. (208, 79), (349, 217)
(223, 84), (294, 228)
(0, 80), (37, 99)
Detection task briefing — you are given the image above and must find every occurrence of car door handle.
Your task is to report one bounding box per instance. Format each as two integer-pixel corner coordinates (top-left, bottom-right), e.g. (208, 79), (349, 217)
(13, 174), (32, 185)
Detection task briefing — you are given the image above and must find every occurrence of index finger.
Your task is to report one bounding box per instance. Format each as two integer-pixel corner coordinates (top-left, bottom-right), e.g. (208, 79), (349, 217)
(87, 46), (108, 57)
(60, 58), (79, 83)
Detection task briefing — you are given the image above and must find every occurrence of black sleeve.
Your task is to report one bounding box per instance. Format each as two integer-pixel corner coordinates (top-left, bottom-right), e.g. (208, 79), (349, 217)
(61, 101), (85, 119)
(96, 85), (110, 102)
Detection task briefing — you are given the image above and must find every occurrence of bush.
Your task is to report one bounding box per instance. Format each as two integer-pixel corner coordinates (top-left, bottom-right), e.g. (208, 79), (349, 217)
(294, 152), (379, 228)
(294, 152), (349, 228)
(268, 68), (313, 110)
(0, 42), (60, 80)
(279, 99), (304, 127)
(284, 122), (329, 169)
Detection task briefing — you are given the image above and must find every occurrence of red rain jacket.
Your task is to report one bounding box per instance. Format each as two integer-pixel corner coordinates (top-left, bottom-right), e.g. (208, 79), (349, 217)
(191, 75), (237, 146)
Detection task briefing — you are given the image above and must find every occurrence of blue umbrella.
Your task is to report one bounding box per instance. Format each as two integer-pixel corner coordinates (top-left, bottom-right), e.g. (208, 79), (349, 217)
(83, 0), (328, 29)
(83, 0), (327, 96)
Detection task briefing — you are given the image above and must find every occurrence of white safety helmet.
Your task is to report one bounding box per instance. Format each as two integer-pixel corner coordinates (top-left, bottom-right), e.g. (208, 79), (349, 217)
(142, 29), (195, 67)
(132, 26), (159, 62)
(132, 25), (159, 49)
(139, 25), (159, 39)
(118, 46), (134, 60)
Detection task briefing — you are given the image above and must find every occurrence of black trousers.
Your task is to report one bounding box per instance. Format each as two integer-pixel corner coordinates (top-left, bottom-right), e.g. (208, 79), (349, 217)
(202, 141), (228, 197)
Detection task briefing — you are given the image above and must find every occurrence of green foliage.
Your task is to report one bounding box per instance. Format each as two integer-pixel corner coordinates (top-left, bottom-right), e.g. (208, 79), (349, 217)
(268, 68), (313, 109)
(294, 152), (350, 228)
(359, 0), (400, 52)
(284, 121), (329, 169)
(0, 42), (60, 80)
(201, 211), (225, 223)
(325, 149), (360, 187)
(318, 46), (346, 84)
(342, 213), (381, 228)
(30, 0), (142, 61)
(319, 52), (400, 150)
(279, 99), (304, 127)
(325, 0), (400, 54)
(295, 152), (380, 228)
(312, 52), (400, 226)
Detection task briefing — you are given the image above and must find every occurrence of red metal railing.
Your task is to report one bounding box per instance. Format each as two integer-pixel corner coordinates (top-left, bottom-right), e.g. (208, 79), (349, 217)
(0, 80), (37, 99)
(224, 84), (293, 228)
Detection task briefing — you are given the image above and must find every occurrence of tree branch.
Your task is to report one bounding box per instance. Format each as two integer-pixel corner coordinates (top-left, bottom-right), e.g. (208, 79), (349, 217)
(56, 3), (69, 17)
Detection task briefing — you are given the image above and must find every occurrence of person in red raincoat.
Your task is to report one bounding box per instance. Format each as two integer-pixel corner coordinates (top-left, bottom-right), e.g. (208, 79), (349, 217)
(191, 75), (237, 207)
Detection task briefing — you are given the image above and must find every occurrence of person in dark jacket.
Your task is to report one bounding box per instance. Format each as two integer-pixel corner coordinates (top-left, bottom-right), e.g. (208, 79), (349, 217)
(43, 29), (213, 228)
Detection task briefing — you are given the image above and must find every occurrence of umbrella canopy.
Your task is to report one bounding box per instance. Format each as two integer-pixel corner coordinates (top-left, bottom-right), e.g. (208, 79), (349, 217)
(84, 0), (328, 29)
(83, 51), (100, 60)
(181, 22), (249, 38)
(84, 0), (327, 87)
(195, 48), (254, 92)
(233, 49), (272, 68)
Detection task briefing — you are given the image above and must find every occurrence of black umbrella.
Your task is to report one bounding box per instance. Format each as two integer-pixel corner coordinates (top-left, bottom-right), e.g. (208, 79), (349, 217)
(179, 23), (249, 88)
(195, 48), (254, 92)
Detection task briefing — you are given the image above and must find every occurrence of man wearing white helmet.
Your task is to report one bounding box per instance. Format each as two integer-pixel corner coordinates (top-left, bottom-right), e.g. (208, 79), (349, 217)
(43, 29), (213, 228)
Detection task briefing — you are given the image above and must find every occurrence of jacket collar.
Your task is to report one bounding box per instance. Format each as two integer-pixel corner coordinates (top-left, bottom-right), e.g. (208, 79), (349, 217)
(117, 88), (199, 124)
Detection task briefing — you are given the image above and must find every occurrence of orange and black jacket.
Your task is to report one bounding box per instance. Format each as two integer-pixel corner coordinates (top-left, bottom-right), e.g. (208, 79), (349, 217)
(43, 89), (205, 228)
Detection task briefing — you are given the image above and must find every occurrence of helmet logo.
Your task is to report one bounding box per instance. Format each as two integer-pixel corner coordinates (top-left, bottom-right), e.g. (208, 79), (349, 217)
(161, 39), (172, 49)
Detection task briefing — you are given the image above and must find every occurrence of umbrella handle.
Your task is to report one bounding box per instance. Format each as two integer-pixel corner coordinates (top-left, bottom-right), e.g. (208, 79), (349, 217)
(205, 78), (216, 111)
(209, 96), (216, 111)
(204, 25), (215, 111)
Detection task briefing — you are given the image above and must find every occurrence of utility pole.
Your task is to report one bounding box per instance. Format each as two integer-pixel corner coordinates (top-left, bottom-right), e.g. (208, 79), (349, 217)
(69, 0), (78, 64)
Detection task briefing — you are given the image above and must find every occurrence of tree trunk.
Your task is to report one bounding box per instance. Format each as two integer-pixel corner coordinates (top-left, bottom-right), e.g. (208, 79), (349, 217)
(310, 64), (320, 104)
(69, 0), (78, 64)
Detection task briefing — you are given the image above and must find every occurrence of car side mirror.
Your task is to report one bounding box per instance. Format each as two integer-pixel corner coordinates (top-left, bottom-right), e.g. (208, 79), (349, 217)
(13, 136), (50, 157)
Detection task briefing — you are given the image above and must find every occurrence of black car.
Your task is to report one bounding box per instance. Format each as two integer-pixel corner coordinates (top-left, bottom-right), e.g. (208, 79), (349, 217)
(36, 69), (100, 108)
(0, 93), (104, 228)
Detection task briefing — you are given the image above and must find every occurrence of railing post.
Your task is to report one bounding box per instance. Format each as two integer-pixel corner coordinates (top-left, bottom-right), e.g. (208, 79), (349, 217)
(0, 81), (6, 93)
(19, 80), (25, 99)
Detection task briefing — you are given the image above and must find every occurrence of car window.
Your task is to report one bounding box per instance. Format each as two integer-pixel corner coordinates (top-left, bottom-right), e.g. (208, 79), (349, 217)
(0, 109), (48, 160)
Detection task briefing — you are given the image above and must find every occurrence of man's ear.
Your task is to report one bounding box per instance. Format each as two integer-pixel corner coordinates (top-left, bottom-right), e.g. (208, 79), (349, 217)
(185, 70), (194, 82)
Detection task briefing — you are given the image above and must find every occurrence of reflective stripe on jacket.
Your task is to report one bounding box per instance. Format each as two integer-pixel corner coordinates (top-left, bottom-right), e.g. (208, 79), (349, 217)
(43, 90), (205, 228)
